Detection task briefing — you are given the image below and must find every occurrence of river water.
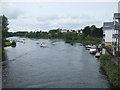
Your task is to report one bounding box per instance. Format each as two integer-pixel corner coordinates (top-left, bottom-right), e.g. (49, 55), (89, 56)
(2, 38), (110, 88)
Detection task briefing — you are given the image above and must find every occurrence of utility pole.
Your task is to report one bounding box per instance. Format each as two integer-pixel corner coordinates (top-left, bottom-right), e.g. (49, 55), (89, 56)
(118, 1), (120, 54)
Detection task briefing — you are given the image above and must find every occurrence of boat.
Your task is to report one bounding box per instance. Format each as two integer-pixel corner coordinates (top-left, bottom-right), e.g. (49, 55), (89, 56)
(95, 52), (101, 58)
(40, 43), (47, 47)
(11, 41), (16, 47)
(89, 46), (97, 54)
(80, 43), (83, 46)
(36, 42), (39, 44)
(85, 45), (92, 50)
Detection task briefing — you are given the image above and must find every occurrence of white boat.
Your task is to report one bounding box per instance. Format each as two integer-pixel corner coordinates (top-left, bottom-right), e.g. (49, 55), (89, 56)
(85, 45), (92, 50)
(95, 52), (101, 58)
(89, 46), (97, 54)
(40, 43), (47, 47)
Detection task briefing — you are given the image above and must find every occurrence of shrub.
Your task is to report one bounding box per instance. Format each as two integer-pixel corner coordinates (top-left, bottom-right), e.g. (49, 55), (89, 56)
(106, 45), (112, 50)
(99, 54), (111, 62)
(4, 40), (11, 47)
(100, 54), (120, 88)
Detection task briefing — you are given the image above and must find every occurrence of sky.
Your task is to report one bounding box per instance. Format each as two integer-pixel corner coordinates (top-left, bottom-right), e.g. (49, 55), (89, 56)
(0, 0), (119, 32)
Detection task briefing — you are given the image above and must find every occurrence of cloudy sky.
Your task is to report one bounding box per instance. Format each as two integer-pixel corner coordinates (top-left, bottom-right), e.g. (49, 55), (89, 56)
(0, 0), (119, 32)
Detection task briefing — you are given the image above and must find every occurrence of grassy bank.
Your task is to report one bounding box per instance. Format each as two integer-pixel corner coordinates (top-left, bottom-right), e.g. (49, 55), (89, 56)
(99, 54), (120, 88)
(4, 40), (11, 47)
(4, 40), (16, 47)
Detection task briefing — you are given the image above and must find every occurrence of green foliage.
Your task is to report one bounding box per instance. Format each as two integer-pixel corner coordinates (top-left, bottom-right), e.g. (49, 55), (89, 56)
(81, 35), (102, 45)
(11, 41), (16, 45)
(83, 26), (91, 37)
(25, 31), (49, 39)
(9, 31), (28, 37)
(106, 45), (112, 50)
(83, 25), (103, 38)
(1, 15), (9, 61)
(4, 40), (16, 47)
(4, 40), (11, 47)
(2, 15), (9, 39)
(8, 25), (103, 45)
(100, 54), (120, 88)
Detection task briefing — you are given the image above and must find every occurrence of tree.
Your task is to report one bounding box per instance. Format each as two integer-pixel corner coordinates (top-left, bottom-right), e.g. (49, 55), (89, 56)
(83, 26), (91, 37)
(90, 25), (97, 37)
(2, 15), (9, 40)
(1, 15), (9, 61)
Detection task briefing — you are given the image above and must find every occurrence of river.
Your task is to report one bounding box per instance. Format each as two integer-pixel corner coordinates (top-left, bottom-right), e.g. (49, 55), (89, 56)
(2, 37), (110, 88)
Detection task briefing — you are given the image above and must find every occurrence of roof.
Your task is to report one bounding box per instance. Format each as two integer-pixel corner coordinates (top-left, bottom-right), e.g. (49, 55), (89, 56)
(113, 13), (120, 19)
(103, 22), (114, 30)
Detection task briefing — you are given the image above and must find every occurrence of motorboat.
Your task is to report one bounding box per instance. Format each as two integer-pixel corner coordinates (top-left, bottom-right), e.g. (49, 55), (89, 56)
(40, 43), (47, 47)
(89, 45), (97, 54)
(85, 45), (92, 50)
(80, 43), (83, 46)
(36, 42), (39, 44)
(95, 52), (101, 58)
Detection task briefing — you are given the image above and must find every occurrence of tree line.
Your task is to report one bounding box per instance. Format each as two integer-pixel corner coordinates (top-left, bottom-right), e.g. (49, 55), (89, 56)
(2, 15), (103, 46)
(8, 25), (103, 45)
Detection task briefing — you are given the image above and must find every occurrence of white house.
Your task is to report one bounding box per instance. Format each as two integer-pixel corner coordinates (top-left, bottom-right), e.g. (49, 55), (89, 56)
(102, 1), (120, 56)
(103, 22), (114, 46)
(61, 29), (68, 32)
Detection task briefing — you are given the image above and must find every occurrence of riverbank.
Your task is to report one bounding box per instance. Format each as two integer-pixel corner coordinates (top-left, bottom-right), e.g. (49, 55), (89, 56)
(99, 54), (120, 88)
(4, 40), (16, 47)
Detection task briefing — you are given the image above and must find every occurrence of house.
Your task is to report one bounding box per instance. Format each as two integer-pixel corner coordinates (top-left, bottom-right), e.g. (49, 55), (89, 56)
(61, 29), (69, 32)
(103, 22), (114, 46)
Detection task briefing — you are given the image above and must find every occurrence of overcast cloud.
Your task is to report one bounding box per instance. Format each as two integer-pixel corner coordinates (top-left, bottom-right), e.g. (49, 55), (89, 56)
(0, 1), (119, 32)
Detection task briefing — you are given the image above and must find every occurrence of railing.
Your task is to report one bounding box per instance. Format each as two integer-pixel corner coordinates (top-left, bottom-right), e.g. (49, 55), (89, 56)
(114, 25), (120, 30)
(112, 42), (118, 46)
(112, 34), (119, 38)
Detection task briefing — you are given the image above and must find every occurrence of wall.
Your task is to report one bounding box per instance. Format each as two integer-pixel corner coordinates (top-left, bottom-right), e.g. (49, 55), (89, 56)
(104, 29), (114, 43)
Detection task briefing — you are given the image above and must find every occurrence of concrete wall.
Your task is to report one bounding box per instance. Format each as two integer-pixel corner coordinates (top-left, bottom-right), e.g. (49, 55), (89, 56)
(105, 42), (112, 46)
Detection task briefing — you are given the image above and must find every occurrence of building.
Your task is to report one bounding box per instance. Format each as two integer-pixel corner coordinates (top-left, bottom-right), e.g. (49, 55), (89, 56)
(60, 29), (68, 32)
(103, 2), (120, 56)
(113, 13), (120, 55)
(103, 22), (114, 46)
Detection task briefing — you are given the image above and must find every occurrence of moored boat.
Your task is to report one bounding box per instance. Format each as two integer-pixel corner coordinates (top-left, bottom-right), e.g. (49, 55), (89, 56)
(85, 45), (92, 50)
(95, 52), (101, 58)
(40, 43), (47, 47)
(89, 45), (97, 54)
